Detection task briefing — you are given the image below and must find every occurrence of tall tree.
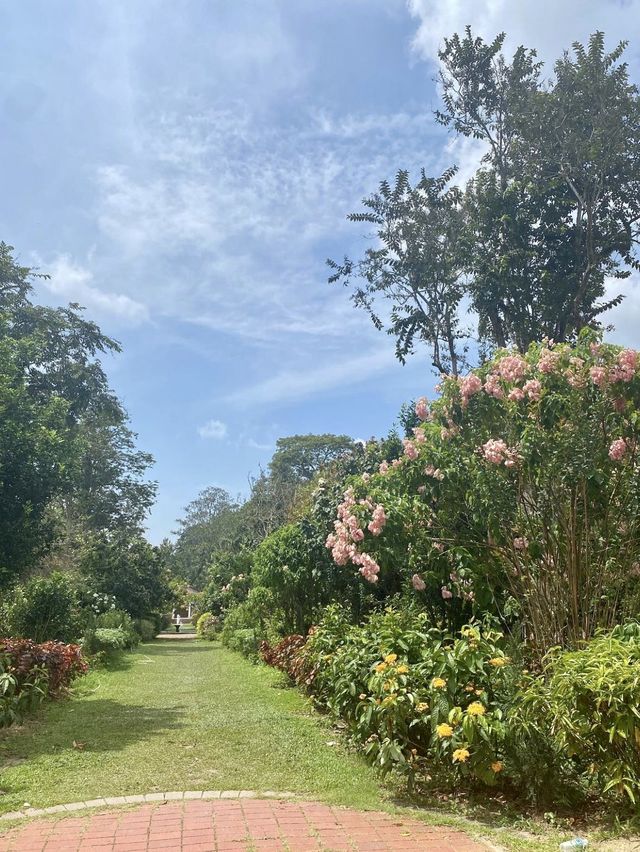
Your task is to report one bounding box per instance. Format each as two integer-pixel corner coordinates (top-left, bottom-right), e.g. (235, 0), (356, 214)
(332, 31), (640, 367)
(0, 244), (129, 586)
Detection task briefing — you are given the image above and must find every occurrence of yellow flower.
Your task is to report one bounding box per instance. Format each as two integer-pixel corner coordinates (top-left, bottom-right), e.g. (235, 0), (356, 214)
(453, 748), (470, 763)
(474, 689), (483, 696)
(383, 679), (395, 692)
(491, 761), (503, 773)
(416, 702), (429, 713)
(382, 694), (397, 706)
(431, 677), (447, 689)
(488, 657), (509, 667)
(436, 723), (453, 738)
(466, 701), (486, 717)
(375, 662), (388, 673)
(396, 664), (409, 674)
(464, 685), (475, 693)
(384, 653), (398, 664)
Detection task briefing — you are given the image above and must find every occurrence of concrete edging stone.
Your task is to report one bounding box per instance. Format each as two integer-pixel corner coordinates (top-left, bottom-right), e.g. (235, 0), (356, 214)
(0, 789), (297, 823)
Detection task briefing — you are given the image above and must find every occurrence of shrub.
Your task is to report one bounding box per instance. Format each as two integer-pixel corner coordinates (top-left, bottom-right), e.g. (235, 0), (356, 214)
(220, 587), (285, 654)
(260, 634), (307, 680)
(225, 628), (259, 658)
(325, 334), (640, 652)
(295, 606), (517, 787)
(0, 638), (87, 698)
(135, 618), (157, 642)
(0, 651), (47, 727)
(252, 523), (335, 634)
(1, 572), (83, 643)
(196, 612), (220, 641)
(95, 609), (139, 649)
(89, 627), (128, 653)
(515, 629), (640, 805)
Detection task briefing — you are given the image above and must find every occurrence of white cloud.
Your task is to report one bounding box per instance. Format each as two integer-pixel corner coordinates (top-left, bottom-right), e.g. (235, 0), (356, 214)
(92, 104), (443, 351)
(42, 254), (149, 324)
(197, 419), (228, 440)
(225, 348), (397, 407)
(407, 0), (640, 70)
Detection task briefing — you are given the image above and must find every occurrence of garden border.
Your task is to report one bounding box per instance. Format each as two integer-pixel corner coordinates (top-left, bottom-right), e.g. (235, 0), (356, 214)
(0, 789), (298, 823)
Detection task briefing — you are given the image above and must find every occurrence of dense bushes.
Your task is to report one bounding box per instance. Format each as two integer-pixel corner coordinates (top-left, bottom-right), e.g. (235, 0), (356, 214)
(515, 629), (640, 804)
(83, 609), (139, 655)
(0, 573), (84, 644)
(220, 587), (285, 654)
(325, 335), (640, 652)
(259, 607), (640, 808)
(297, 606), (517, 787)
(0, 650), (47, 727)
(0, 637), (87, 728)
(196, 612), (220, 640)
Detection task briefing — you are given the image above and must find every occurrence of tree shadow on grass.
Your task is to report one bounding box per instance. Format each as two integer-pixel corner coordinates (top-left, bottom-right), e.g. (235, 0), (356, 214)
(0, 698), (187, 762)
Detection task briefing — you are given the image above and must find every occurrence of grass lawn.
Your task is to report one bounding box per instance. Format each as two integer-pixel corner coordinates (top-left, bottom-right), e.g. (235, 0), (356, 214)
(0, 640), (382, 814)
(0, 640), (614, 850)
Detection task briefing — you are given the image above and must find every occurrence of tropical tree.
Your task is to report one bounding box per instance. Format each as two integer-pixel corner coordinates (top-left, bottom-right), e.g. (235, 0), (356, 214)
(332, 31), (640, 367)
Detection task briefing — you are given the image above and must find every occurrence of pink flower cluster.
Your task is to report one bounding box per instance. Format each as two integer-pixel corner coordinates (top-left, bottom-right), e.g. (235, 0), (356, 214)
(523, 379), (542, 400)
(484, 374), (505, 399)
(415, 397), (429, 420)
(610, 349), (638, 383)
(412, 427), (427, 444)
(368, 504), (387, 536)
(481, 438), (519, 468)
(325, 488), (387, 583)
(402, 439), (419, 460)
(538, 349), (561, 373)
(609, 438), (628, 461)
(590, 366), (607, 388)
(458, 373), (483, 407)
(411, 573), (426, 591)
(424, 465), (444, 480)
(496, 354), (527, 382)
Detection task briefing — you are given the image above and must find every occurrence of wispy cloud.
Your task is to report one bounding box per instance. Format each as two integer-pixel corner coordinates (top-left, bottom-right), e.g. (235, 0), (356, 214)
(197, 419), (228, 440)
(225, 348), (397, 407)
(41, 254), (149, 324)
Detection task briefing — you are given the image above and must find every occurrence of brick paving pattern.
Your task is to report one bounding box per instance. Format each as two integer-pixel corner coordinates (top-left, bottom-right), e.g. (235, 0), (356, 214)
(0, 798), (485, 851)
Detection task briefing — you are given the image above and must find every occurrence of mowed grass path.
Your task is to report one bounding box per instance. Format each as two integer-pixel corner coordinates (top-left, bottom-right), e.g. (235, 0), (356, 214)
(0, 640), (382, 815)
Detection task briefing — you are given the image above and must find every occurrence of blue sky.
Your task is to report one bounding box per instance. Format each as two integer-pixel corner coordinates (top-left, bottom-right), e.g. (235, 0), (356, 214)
(2, 0), (640, 542)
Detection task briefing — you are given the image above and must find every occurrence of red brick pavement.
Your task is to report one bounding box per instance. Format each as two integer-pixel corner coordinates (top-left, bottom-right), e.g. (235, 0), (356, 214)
(0, 799), (486, 851)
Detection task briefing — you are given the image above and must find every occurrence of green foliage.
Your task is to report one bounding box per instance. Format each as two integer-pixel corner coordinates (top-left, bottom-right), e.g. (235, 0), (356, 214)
(0, 243), (154, 586)
(224, 628), (260, 658)
(1, 572), (84, 643)
(95, 609), (139, 647)
(251, 522), (334, 634)
(332, 31), (640, 367)
(299, 606), (516, 788)
(90, 627), (128, 653)
(135, 618), (158, 642)
(515, 629), (640, 805)
(0, 652), (47, 727)
(81, 535), (171, 619)
(196, 611), (220, 640)
(220, 587), (285, 655)
(269, 434), (355, 483)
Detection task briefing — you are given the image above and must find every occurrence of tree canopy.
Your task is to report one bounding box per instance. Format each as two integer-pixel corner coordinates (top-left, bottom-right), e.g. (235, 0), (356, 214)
(331, 31), (640, 374)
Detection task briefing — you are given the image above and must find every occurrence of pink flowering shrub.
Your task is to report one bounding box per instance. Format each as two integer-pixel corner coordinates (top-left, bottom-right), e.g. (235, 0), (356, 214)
(326, 332), (640, 652)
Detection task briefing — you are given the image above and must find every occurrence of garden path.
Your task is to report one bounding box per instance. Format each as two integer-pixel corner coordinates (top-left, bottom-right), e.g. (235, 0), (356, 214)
(0, 640), (486, 850)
